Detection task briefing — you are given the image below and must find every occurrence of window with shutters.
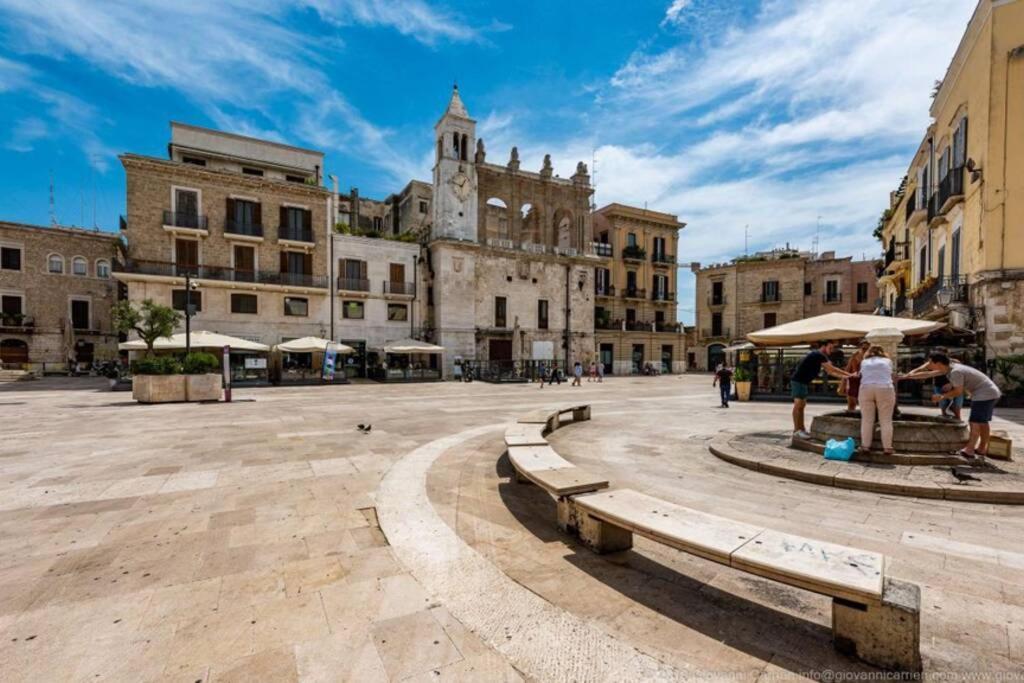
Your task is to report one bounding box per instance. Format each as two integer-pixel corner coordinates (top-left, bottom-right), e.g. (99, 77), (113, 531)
(825, 279), (840, 303)
(280, 206), (312, 242)
(227, 198), (262, 236)
(537, 299), (548, 329)
(1, 245), (22, 271)
(172, 290), (202, 312)
(711, 312), (722, 336)
(280, 251), (313, 286)
(231, 293), (258, 314)
(342, 301), (364, 319)
(284, 297), (308, 317)
(175, 239), (199, 275)
(494, 296), (507, 328)
(856, 282), (869, 304)
(387, 304), (407, 321)
(338, 258), (368, 291)
(70, 298), (90, 329)
(761, 280), (779, 302)
(233, 245), (255, 282)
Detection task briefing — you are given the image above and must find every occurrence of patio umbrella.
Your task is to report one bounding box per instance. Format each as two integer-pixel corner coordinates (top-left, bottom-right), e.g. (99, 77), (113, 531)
(746, 313), (944, 346)
(119, 330), (269, 352)
(274, 337), (354, 354)
(383, 338), (444, 353)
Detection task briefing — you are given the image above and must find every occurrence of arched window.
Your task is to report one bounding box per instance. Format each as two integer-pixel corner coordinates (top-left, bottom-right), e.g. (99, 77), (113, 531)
(47, 253), (64, 274)
(460, 134), (468, 162)
(452, 134), (460, 158)
(484, 198), (509, 239)
(553, 210), (573, 250)
(520, 203), (538, 243)
(72, 256), (87, 276)
(437, 136), (443, 161)
(96, 259), (110, 278)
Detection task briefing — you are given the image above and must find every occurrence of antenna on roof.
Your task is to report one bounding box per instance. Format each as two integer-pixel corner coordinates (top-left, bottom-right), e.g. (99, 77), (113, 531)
(744, 225), (749, 255)
(49, 169), (57, 227)
(812, 215), (821, 257)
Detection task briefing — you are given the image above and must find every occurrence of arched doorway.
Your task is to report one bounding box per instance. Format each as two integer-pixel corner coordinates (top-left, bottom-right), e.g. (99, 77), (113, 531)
(707, 343), (725, 371)
(0, 339), (29, 366)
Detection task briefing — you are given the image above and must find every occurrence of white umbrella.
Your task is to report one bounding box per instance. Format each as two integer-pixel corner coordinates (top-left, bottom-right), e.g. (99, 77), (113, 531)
(383, 338), (444, 353)
(274, 337), (354, 354)
(119, 330), (269, 352)
(746, 312), (944, 346)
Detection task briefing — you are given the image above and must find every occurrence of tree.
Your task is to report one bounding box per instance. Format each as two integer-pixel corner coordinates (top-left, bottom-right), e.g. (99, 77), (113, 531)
(112, 299), (181, 357)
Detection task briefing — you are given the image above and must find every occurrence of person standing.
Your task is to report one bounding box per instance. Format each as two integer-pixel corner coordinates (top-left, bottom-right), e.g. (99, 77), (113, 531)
(596, 360), (604, 383)
(538, 363), (547, 389)
(858, 346), (897, 455)
(926, 353), (1001, 459)
(844, 340), (870, 411)
(588, 361), (597, 382)
(713, 363), (734, 408)
(572, 361), (583, 386)
(790, 340), (852, 439)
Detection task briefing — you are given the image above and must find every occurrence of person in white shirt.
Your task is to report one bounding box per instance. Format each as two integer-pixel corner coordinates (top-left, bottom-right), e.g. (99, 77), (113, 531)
(858, 345), (896, 455)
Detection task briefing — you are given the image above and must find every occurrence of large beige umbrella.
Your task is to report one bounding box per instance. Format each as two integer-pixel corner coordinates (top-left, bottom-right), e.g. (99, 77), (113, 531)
(746, 313), (944, 346)
(119, 330), (269, 352)
(383, 338), (444, 353)
(274, 337), (354, 354)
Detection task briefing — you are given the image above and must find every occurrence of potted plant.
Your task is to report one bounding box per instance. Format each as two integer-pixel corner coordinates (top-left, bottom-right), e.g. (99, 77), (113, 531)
(734, 366), (753, 401)
(131, 355), (187, 403)
(182, 351), (222, 402)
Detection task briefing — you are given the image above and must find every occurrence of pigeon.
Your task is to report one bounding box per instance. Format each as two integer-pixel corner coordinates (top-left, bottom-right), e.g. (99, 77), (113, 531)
(950, 467), (981, 485)
(357, 424), (366, 431)
(360, 424), (372, 434)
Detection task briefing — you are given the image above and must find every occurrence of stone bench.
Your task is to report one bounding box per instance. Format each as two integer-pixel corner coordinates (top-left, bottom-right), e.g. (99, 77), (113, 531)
(573, 488), (921, 673)
(517, 404), (592, 432)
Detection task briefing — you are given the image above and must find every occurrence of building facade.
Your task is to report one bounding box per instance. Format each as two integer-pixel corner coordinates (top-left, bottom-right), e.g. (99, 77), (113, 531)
(692, 248), (879, 370)
(116, 123), (333, 361)
(592, 203), (687, 374)
(0, 221), (121, 369)
(876, 0), (1024, 369)
(424, 86), (601, 377)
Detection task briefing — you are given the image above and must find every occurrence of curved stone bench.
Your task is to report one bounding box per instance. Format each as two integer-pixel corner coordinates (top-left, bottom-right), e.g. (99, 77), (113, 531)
(504, 406), (922, 674)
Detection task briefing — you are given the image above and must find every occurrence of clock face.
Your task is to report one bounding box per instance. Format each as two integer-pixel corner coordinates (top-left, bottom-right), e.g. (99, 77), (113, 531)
(451, 172), (472, 201)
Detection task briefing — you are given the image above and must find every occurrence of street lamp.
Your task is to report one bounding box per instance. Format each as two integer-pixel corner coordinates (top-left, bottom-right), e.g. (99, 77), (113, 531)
(936, 286), (952, 308)
(184, 273), (199, 355)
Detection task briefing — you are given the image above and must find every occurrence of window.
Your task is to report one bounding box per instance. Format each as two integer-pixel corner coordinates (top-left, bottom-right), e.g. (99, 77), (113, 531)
(373, 216), (383, 232)
(1, 246), (22, 271)
(70, 299), (90, 330)
(233, 245), (255, 281)
(538, 299), (549, 330)
(825, 280), (840, 303)
(495, 296), (507, 328)
(227, 198), (261, 232)
(285, 174), (306, 183)
(419, 200), (428, 214)
(387, 304), (408, 321)
(48, 254), (64, 274)
(389, 263), (406, 289)
(182, 156), (206, 166)
(625, 308), (636, 324)
(72, 257), (87, 276)
(281, 206), (312, 240)
(626, 271), (637, 291)
(342, 301), (364, 319)
(242, 167), (264, 177)
(804, 281), (812, 296)
(761, 280), (779, 302)
(596, 267), (610, 294)
(96, 260), (110, 278)
(711, 312), (722, 336)
(856, 282), (869, 304)
(175, 239), (199, 273)
(711, 280), (723, 305)
(918, 243), (928, 282)
(231, 293), (258, 314)
(653, 237), (666, 259)
(627, 233), (637, 248)
(172, 290), (202, 312)
(764, 312), (777, 328)
(2, 294), (23, 317)
(339, 258), (368, 290)
(951, 228), (961, 278)
(284, 297), (308, 317)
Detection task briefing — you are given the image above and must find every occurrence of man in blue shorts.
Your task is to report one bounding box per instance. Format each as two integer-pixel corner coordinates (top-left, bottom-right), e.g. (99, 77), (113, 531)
(926, 352), (1002, 459)
(790, 340), (853, 439)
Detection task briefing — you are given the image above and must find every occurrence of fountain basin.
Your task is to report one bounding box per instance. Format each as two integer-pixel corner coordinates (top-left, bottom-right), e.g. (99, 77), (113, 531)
(809, 411), (969, 454)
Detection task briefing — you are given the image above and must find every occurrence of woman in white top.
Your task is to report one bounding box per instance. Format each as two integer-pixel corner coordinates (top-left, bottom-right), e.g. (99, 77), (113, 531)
(858, 345), (896, 454)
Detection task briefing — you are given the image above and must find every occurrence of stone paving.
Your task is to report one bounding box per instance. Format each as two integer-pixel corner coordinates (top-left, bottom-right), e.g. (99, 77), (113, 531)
(0, 376), (1022, 681)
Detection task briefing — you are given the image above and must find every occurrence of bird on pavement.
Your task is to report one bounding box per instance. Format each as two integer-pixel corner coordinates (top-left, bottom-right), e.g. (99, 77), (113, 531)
(357, 424), (366, 431)
(950, 467), (981, 485)
(358, 424), (372, 434)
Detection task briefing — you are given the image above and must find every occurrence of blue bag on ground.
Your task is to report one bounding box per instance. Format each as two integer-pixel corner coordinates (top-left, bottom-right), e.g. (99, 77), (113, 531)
(823, 437), (856, 461)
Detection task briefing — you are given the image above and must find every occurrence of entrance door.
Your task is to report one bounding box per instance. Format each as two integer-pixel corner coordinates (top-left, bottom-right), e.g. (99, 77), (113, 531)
(488, 339), (513, 361)
(661, 345), (673, 374)
(175, 239), (199, 276)
(599, 343), (613, 375)
(708, 344), (725, 371)
(0, 338), (29, 365)
(76, 341), (95, 364)
(631, 344), (644, 374)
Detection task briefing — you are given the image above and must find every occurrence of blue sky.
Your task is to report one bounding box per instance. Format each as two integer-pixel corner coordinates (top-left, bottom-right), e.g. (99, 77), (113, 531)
(0, 0), (977, 323)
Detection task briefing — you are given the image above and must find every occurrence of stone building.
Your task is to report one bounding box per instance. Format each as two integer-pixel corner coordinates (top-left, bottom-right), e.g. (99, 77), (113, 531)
(692, 248), (879, 370)
(337, 180), (432, 240)
(591, 203), (687, 374)
(116, 123), (333, 364)
(875, 0), (1024, 372)
(0, 221), (121, 369)
(423, 86), (601, 377)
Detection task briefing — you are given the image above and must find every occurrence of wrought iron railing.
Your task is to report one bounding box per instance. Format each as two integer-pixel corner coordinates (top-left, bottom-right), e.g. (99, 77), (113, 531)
(913, 275), (967, 315)
(115, 259), (326, 288)
(163, 210), (208, 230)
(595, 284), (615, 297)
(708, 294), (727, 306)
(823, 292), (843, 304)
(225, 219), (263, 237)
(937, 167), (964, 210)
(652, 290), (675, 302)
(702, 327), (730, 339)
(622, 245), (646, 261)
(383, 281), (414, 295)
(590, 242), (613, 258)
(278, 225), (314, 242)
(623, 287), (646, 299)
(651, 252), (675, 265)
(337, 277), (370, 292)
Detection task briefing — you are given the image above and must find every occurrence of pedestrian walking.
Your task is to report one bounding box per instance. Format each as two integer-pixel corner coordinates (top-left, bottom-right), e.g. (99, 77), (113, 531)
(572, 361), (583, 386)
(790, 340), (853, 439)
(713, 363), (733, 408)
(597, 361), (604, 383)
(857, 346), (896, 455)
(588, 361), (597, 382)
(538, 363), (548, 389)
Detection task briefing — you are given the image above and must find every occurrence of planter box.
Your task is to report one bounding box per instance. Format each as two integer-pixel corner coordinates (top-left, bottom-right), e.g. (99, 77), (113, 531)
(133, 374), (186, 403)
(736, 381), (752, 401)
(186, 373), (222, 402)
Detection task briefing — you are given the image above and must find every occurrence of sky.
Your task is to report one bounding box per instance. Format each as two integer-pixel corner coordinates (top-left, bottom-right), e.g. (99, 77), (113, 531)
(0, 0), (978, 324)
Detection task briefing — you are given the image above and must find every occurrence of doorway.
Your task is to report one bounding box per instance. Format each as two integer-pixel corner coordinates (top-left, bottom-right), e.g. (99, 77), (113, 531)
(0, 338), (29, 365)
(599, 343), (613, 375)
(631, 344), (644, 374)
(488, 339), (513, 361)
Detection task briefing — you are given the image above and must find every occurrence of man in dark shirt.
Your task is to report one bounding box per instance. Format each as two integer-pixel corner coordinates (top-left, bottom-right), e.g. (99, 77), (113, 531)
(791, 340), (852, 439)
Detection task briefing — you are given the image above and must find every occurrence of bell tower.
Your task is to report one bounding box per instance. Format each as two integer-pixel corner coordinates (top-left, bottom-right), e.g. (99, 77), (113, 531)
(432, 84), (478, 242)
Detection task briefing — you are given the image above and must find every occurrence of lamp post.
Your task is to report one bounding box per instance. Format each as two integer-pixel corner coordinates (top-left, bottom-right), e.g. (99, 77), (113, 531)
(936, 286), (952, 308)
(184, 273), (199, 355)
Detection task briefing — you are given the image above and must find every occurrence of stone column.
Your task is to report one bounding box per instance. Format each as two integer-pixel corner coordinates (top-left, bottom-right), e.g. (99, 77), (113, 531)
(865, 327), (904, 375)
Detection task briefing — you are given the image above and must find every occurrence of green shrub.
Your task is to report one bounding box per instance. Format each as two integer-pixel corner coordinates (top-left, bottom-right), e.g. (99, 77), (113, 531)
(734, 367), (752, 382)
(134, 356), (182, 375)
(182, 351), (220, 375)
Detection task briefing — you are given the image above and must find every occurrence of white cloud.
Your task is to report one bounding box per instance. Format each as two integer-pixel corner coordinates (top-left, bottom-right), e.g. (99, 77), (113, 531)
(303, 0), (501, 45)
(661, 0), (692, 27)
(5, 116), (47, 152)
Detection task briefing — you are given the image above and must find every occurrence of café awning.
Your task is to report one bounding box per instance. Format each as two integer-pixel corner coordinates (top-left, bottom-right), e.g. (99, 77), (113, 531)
(119, 330), (270, 352)
(383, 338), (445, 354)
(274, 337), (354, 354)
(747, 313), (944, 346)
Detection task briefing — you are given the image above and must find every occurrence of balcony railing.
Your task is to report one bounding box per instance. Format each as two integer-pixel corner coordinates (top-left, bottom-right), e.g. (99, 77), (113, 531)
(708, 293), (727, 307)
(884, 241), (910, 268)
(656, 321), (682, 333)
(652, 291), (675, 302)
(383, 280), (414, 295)
(591, 242), (613, 258)
(651, 252), (675, 265)
(225, 219), (263, 237)
(595, 284), (615, 297)
(163, 210), (208, 230)
(912, 275), (968, 316)
(625, 320), (651, 331)
(937, 167), (965, 212)
(823, 292), (843, 304)
(903, 192), (917, 222)
(595, 318), (618, 330)
(702, 327), (730, 339)
(337, 277), (370, 292)
(926, 192), (941, 223)
(115, 259), (327, 288)
(0, 315), (35, 332)
(623, 287), (647, 299)
(622, 245), (647, 261)
(278, 225), (314, 243)
(758, 292), (781, 303)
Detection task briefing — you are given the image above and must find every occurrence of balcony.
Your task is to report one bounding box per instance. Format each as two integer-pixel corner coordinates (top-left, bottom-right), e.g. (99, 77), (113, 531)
(590, 242), (613, 258)
(937, 167), (965, 214)
(758, 293), (782, 304)
(595, 284), (616, 297)
(883, 241), (910, 270)
(278, 225), (314, 243)
(655, 321), (682, 333)
(337, 277), (370, 293)
(225, 219), (263, 238)
(823, 292), (843, 305)
(115, 259), (327, 288)
(625, 319), (651, 332)
(881, 294), (908, 317)
(621, 245), (646, 262)
(595, 317), (618, 330)
(0, 314), (34, 333)
(708, 293), (727, 307)
(383, 280), (415, 296)
(162, 210), (208, 233)
(702, 327), (730, 340)
(651, 252), (675, 267)
(623, 287), (647, 300)
(912, 275), (968, 316)
(651, 291), (675, 303)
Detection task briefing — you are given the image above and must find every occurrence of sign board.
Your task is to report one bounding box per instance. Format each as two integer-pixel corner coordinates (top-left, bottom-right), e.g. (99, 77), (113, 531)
(322, 342), (337, 382)
(532, 341), (555, 361)
(244, 357), (267, 369)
